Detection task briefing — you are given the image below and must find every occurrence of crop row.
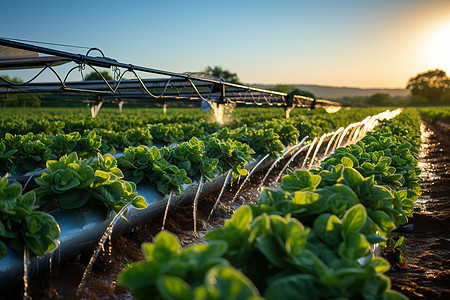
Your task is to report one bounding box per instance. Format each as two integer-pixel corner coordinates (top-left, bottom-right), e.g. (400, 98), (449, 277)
(117, 108), (421, 299)
(0, 107), (386, 176)
(0, 106), (335, 136)
(0, 107), (388, 137)
(418, 106), (450, 123)
(0, 107), (396, 295)
(0, 107), (385, 260)
(0, 133), (258, 260)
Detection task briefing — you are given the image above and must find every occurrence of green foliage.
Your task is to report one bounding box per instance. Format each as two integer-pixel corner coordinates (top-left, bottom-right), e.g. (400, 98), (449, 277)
(205, 205), (397, 299)
(48, 131), (101, 158)
(35, 152), (146, 214)
(252, 163), (403, 238)
(215, 125), (285, 158)
(318, 110), (422, 234)
(118, 231), (261, 299)
(256, 121), (299, 147)
(84, 128), (127, 153)
(0, 142), (16, 174)
(0, 131), (102, 175)
(270, 85), (315, 99)
(204, 66), (240, 84)
(116, 108), (417, 299)
(0, 132), (53, 175)
(419, 106), (450, 123)
(367, 93), (392, 106)
(72, 131), (102, 158)
(118, 145), (191, 196)
(149, 123), (184, 145)
(384, 236), (407, 270)
(312, 204), (370, 261)
(0, 175), (60, 258)
(84, 71), (113, 81)
(167, 137), (219, 183)
(204, 137), (255, 178)
(406, 68), (450, 103)
(177, 122), (205, 141)
(0, 75), (23, 83)
(386, 235), (406, 251)
(0, 106), (419, 299)
(124, 127), (153, 147)
(280, 169), (321, 193)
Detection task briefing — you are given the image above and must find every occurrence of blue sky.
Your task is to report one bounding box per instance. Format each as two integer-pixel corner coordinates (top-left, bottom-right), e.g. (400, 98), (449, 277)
(1, 0), (450, 88)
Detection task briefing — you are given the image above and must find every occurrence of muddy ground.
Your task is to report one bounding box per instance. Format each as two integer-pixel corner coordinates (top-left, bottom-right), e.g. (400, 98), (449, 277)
(2, 121), (450, 299)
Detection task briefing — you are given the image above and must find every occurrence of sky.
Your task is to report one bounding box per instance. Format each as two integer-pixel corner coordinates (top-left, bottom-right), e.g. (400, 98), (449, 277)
(1, 0), (450, 88)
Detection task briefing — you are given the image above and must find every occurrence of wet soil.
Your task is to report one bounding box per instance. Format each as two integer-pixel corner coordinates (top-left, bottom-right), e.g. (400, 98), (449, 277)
(387, 122), (450, 299)
(3, 122), (450, 299)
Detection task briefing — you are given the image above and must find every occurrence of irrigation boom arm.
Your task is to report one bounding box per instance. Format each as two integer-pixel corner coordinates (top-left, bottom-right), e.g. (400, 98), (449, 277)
(0, 37), (341, 114)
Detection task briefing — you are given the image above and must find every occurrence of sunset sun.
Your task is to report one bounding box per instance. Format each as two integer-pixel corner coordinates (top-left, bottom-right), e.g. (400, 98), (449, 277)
(427, 21), (450, 73)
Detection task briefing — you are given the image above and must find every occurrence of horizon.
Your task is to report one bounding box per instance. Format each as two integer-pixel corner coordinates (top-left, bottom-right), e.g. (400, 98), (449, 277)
(1, 0), (450, 89)
(248, 83), (408, 90)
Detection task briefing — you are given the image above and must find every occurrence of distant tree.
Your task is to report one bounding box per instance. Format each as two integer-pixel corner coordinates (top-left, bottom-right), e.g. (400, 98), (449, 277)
(367, 93), (391, 106)
(0, 76), (41, 107)
(84, 71), (113, 81)
(334, 96), (369, 107)
(406, 69), (450, 104)
(271, 84), (291, 94)
(271, 85), (315, 99)
(0, 76), (39, 107)
(291, 88), (315, 99)
(204, 66), (240, 84)
(0, 75), (23, 83)
(441, 91), (450, 105)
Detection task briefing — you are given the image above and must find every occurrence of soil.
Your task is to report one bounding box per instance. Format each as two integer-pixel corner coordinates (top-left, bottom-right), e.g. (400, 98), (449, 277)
(2, 121), (449, 299)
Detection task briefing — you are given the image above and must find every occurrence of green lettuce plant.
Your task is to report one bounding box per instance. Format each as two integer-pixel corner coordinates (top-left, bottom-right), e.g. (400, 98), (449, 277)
(214, 125), (285, 158)
(0, 142), (16, 175)
(84, 128), (127, 154)
(166, 137), (219, 183)
(117, 145), (191, 196)
(72, 131), (102, 158)
(124, 127), (153, 147)
(178, 122), (205, 140)
(204, 136), (255, 178)
(149, 123), (184, 144)
(47, 132), (80, 158)
(1, 132), (53, 174)
(205, 205), (400, 299)
(280, 169), (321, 193)
(35, 152), (146, 214)
(118, 230), (262, 300)
(256, 121), (299, 147)
(237, 126), (285, 158)
(0, 175), (60, 259)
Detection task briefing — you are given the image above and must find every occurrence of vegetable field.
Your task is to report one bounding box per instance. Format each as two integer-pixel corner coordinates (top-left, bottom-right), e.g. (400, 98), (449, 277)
(0, 105), (448, 299)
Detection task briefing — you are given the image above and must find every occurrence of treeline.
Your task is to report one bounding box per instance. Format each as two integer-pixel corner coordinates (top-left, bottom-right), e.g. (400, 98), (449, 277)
(333, 93), (445, 107)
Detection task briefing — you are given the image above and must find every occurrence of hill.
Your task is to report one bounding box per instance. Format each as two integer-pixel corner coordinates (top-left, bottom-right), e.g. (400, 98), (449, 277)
(251, 84), (409, 99)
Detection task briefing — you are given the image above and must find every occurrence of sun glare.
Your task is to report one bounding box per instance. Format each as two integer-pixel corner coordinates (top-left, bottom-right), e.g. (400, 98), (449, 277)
(427, 21), (450, 74)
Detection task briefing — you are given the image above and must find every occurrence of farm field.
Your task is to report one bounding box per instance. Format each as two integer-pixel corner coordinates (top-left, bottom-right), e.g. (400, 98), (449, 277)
(0, 105), (448, 299)
(3, 1), (450, 298)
